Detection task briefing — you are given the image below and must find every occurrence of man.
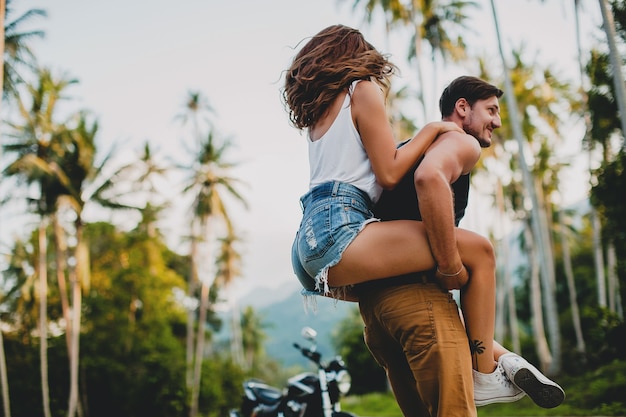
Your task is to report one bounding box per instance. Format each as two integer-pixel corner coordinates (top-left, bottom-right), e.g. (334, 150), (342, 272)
(354, 76), (564, 416)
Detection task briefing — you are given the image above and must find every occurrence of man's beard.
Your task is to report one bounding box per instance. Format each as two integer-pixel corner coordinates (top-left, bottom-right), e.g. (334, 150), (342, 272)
(463, 124), (490, 148)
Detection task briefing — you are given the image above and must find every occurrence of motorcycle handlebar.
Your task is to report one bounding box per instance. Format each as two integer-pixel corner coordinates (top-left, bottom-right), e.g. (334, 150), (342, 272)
(293, 342), (322, 364)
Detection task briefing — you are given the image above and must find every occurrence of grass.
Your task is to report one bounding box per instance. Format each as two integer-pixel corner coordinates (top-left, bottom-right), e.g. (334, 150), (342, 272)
(340, 360), (626, 417)
(341, 385), (626, 417)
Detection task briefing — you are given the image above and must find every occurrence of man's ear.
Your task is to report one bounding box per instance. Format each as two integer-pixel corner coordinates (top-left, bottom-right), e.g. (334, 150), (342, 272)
(455, 98), (469, 116)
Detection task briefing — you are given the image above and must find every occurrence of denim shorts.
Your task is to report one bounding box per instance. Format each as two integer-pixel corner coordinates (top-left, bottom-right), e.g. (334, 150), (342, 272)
(291, 181), (379, 295)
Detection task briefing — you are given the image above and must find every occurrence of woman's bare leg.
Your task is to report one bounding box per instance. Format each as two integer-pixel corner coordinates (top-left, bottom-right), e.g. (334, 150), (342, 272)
(328, 220), (437, 284)
(329, 220), (499, 373)
(456, 231), (497, 373)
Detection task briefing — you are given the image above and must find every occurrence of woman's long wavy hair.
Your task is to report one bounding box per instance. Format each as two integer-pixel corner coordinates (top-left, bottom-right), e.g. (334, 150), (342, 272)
(282, 24), (397, 130)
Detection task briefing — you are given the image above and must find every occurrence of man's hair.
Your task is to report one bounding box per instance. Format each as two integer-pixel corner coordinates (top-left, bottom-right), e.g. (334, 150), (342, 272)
(439, 76), (503, 117)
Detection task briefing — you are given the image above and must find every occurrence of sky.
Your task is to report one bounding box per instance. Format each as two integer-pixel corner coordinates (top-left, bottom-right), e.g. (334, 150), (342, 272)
(2, 0), (604, 303)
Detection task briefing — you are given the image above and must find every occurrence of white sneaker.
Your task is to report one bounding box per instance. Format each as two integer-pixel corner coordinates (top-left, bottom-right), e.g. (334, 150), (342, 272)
(499, 353), (565, 409)
(473, 362), (526, 406)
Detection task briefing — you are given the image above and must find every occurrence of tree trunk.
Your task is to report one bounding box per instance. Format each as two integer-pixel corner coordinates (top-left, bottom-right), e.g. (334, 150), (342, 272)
(536, 181), (561, 374)
(186, 224), (199, 390)
(53, 214), (73, 354)
(0, 0), (4, 111)
(524, 225), (553, 372)
(68, 219), (87, 417)
(411, 21), (428, 124)
(607, 243), (623, 318)
(0, 3), (10, 415)
(506, 260), (521, 354)
(38, 220), (52, 417)
(495, 179), (521, 353)
(558, 210), (586, 353)
(230, 299), (245, 369)
(0, 329), (10, 417)
(574, 0), (608, 311)
(190, 218), (215, 417)
(189, 280), (209, 417)
(592, 209), (608, 307)
(598, 0), (626, 137)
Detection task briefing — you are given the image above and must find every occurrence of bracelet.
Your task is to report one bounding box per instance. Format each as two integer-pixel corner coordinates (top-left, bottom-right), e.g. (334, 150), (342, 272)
(436, 266), (463, 277)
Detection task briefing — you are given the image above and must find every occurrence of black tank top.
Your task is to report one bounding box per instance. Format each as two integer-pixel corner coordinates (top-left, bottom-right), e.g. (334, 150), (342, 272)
(373, 148), (470, 226)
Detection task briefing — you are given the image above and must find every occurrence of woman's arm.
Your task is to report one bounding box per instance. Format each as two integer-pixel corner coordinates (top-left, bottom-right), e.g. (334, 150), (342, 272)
(352, 80), (462, 189)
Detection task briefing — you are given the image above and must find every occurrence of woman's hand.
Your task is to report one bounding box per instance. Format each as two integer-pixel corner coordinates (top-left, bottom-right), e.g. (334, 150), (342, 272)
(425, 120), (464, 137)
(435, 264), (469, 290)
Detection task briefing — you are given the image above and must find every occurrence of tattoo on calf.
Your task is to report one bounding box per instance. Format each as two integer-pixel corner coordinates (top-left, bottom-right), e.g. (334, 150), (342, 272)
(470, 339), (486, 356)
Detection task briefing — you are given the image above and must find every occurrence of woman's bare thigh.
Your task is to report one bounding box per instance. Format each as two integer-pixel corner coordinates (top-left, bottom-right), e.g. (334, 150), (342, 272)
(328, 220), (435, 286)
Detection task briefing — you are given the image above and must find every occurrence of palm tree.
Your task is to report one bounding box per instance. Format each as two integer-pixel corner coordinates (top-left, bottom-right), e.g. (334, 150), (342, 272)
(598, 0), (624, 319)
(558, 208), (586, 354)
(1, 0), (5, 109)
(0, 8), (47, 410)
(1, 236), (40, 416)
(406, 0), (477, 118)
(55, 112), (98, 417)
(585, 2), (626, 315)
(585, 1), (625, 318)
(36, 108), (142, 417)
(345, 0), (477, 122)
(174, 91), (213, 150)
(214, 231), (245, 366)
(598, 0), (626, 136)
(3, 66), (78, 417)
(183, 131), (247, 417)
(0, 7), (6, 415)
(488, 0), (562, 375)
(175, 91), (214, 391)
(490, 174), (521, 353)
(2, 0), (46, 100)
(60, 110), (146, 417)
(568, 0), (609, 318)
(240, 306), (268, 371)
(0, 324), (8, 417)
(478, 45), (578, 373)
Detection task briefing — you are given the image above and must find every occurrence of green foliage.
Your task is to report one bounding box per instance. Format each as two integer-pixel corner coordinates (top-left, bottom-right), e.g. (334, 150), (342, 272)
(197, 355), (246, 417)
(579, 306), (626, 366)
(75, 221), (191, 416)
(0, 218), (252, 416)
(591, 150), (626, 285)
(333, 307), (387, 395)
(573, 360), (626, 414)
(591, 148), (626, 229)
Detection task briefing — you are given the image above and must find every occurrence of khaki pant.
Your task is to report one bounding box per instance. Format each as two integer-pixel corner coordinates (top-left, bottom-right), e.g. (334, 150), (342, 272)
(357, 281), (476, 417)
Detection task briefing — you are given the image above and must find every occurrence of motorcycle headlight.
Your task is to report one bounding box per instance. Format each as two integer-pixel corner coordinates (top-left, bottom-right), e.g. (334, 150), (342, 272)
(336, 370), (351, 395)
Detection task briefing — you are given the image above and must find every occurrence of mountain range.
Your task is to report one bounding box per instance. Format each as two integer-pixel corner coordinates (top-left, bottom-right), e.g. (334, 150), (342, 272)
(219, 281), (357, 368)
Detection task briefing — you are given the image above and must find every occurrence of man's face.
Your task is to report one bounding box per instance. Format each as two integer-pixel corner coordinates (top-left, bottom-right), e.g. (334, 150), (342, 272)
(461, 96), (501, 148)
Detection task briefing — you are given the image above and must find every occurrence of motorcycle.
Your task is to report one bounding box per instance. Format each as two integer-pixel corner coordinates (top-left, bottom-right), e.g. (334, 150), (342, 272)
(230, 327), (356, 417)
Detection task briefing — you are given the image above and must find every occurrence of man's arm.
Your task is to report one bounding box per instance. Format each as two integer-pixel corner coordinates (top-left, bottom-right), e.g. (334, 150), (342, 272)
(414, 132), (480, 289)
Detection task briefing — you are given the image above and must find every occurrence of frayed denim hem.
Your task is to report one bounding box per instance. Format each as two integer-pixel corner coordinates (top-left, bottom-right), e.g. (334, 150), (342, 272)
(311, 216), (380, 297)
(300, 288), (350, 314)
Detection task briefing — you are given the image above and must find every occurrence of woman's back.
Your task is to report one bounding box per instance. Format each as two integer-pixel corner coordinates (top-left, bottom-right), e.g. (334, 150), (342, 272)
(308, 81), (382, 204)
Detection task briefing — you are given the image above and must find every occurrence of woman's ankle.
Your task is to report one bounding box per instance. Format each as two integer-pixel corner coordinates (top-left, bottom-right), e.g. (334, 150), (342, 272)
(475, 361), (497, 374)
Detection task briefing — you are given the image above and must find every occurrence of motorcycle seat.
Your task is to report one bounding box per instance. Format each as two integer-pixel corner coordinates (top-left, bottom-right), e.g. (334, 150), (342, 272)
(246, 381), (282, 404)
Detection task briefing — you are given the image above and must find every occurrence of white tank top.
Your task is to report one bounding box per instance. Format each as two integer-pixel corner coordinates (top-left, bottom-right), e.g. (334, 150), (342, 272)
(308, 81), (383, 203)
